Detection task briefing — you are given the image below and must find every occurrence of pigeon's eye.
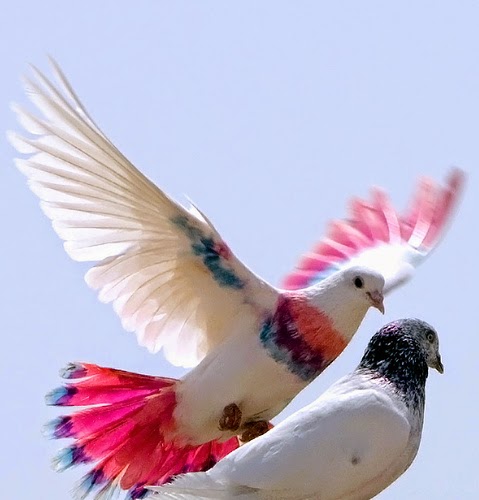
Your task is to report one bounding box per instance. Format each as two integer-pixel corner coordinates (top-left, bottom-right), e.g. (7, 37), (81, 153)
(426, 331), (435, 343)
(354, 276), (364, 289)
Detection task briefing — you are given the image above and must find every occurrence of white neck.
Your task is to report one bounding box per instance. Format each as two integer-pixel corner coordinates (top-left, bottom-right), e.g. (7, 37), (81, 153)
(305, 281), (371, 342)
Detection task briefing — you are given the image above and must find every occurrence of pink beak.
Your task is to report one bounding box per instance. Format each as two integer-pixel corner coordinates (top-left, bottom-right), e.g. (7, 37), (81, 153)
(367, 290), (385, 314)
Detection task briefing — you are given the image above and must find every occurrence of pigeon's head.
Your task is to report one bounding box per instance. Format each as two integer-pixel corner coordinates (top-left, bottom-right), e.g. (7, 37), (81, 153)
(335, 265), (386, 314)
(398, 318), (444, 374)
(359, 318), (444, 378)
(357, 319), (443, 408)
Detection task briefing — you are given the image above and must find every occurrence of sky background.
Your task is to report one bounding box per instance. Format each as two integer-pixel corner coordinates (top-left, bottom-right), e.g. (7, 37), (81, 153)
(1, 1), (477, 498)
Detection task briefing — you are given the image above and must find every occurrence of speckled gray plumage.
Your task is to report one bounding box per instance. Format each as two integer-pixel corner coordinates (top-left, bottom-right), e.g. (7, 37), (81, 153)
(357, 318), (438, 409)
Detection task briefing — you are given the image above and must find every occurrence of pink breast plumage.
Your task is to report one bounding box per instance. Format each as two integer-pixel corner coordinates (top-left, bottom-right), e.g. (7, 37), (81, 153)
(259, 294), (346, 382)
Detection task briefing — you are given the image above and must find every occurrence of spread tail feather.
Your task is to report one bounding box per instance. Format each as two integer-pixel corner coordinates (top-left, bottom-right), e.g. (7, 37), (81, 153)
(45, 363), (240, 499)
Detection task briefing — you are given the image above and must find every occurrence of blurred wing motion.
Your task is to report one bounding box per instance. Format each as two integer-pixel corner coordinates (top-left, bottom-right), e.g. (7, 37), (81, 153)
(282, 169), (465, 293)
(9, 60), (277, 368)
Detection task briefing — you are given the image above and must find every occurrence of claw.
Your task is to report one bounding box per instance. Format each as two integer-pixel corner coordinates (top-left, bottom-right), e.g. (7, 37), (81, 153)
(218, 403), (242, 431)
(240, 420), (270, 443)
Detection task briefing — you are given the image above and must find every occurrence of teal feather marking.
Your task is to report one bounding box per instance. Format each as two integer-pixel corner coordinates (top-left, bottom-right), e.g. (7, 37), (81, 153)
(59, 362), (87, 379)
(52, 445), (88, 472)
(260, 297), (326, 382)
(45, 386), (69, 405)
(77, 469), (108, 498)
(52, 447), (74, 472)
(171, 215), (245, 289)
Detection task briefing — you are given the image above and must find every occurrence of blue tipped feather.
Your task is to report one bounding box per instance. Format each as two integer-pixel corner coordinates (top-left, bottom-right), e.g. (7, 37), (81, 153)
(52, 445), (88, 472)
(43, 416), (72, 439)
(76, 469), (108, 498)
(60, 362), (87, 379)
(129, 485), (149, 499)
(42, 417), (59, 439)
(45, 386), (68, 405)
(45, 385), (76, 406)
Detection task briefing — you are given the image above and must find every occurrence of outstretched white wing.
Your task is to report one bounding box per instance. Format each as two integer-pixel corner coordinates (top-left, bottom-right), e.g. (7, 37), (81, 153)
(9, 60), (278, 368)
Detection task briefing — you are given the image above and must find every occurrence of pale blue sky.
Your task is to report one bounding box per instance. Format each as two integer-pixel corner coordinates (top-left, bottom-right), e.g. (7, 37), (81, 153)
(1, 1), (477, 498)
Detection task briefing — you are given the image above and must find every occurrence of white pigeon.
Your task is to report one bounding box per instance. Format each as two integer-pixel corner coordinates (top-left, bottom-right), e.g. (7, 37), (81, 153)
(149, 318), (443, 500)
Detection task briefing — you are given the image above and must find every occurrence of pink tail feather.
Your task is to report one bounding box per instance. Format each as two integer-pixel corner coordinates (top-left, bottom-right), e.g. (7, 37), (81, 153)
(45, 363), (239, 499)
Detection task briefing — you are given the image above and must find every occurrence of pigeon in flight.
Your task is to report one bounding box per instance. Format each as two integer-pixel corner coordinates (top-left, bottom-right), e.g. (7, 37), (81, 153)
(150, 318), (444, 500)
(9, 60), (462, 498)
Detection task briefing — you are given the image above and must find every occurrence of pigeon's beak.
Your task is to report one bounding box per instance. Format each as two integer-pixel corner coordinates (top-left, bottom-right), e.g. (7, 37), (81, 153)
(432, 354), (444, 374)
(367, 290), (385, 314)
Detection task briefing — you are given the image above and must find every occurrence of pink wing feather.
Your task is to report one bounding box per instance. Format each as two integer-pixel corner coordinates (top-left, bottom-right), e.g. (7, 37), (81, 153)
(282, 169), (465, 292)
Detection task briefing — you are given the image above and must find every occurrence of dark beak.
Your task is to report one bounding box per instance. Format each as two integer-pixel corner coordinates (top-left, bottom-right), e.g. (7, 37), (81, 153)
(367, 290), (385, 314)
(433, 354), (444, 374)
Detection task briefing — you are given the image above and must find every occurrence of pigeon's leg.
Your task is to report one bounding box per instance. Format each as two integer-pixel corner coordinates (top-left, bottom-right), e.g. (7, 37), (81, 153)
(219, 403), (242, 431)
(240, 420), (270, 443)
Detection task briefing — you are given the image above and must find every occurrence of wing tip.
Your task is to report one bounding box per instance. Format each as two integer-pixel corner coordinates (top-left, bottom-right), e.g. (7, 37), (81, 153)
(447, 166), (467, 193)
(282, 168), (466, 290)
(410, 167), (466, 251)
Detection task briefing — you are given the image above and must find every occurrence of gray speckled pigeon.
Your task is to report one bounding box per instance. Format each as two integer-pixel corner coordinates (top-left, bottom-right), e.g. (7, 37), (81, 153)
(149, 318), (443, 500)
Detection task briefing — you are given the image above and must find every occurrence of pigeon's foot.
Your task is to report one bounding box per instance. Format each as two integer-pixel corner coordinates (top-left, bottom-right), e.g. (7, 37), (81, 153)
(240, 420), (270, 443)
(219, 403), (242, 431)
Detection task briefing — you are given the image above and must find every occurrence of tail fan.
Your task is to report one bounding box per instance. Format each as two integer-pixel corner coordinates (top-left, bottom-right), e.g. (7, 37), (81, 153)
(45, 363), (240, 499)
(282, 168), (465, 292)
